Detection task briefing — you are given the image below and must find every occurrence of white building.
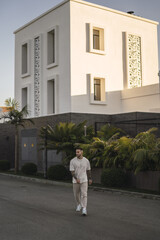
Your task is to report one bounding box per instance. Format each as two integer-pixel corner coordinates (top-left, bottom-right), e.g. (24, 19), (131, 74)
(14, 0), (159, 118)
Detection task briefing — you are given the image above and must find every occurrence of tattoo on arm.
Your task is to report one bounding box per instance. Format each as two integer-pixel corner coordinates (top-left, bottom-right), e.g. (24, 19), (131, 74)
(71, 171), (77, 180)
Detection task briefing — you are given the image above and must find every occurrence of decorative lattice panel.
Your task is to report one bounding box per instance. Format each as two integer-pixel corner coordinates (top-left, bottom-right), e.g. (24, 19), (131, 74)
(128, 34), (142, 88)
(34, 37), (41, 116)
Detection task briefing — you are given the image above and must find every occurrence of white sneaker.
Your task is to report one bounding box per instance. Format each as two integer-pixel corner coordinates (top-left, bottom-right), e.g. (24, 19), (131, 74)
(82, 207), (87, 216)
(76, 204), (81, 212)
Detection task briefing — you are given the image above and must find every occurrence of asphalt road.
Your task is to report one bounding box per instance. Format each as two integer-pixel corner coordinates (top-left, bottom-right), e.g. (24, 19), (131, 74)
(0, 175), (160, 240)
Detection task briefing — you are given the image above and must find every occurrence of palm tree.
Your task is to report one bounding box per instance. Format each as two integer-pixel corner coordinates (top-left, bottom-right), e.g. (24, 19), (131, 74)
(0, 98), (34, 174)
(39, 121), (94, 166)
(81, 124), (126, 168)
(131, 128), (158, 174)
(103, 136), (133, 170)
(39, 125), (50, 178)
(84, 138), (107, 168)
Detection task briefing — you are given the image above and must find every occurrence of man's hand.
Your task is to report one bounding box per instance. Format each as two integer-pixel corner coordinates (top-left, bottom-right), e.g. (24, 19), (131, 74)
(89, 179), (92, 185)
(76, 179), (80, 184)
(71, 171), (79, 183)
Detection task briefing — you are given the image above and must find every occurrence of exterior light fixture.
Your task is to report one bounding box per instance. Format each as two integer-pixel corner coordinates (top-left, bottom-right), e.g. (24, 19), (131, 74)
(84, 125), (87, 136)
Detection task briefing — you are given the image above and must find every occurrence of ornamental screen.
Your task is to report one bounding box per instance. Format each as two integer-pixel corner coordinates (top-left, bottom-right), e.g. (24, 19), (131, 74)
(128, 34), (142, 88)
(34, 36), (41, 116)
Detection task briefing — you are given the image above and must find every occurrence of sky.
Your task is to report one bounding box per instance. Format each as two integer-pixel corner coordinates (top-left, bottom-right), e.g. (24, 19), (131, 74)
(0, 0), (160, 106)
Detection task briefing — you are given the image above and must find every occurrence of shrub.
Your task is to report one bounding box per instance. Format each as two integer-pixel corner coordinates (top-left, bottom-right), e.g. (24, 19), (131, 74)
(65, 167), (72, 180)
(47, 165), (68, 180)
(101, 168), (127, 188)
(0, 160), (10, 171)
(21, 163), (37, 175)
(159, 178), (160, 194)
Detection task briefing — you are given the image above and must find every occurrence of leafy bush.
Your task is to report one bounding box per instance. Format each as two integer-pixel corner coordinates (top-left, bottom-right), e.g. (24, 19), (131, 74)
(65, 167), (72, 180)
(39, 121), (94, 166)
(21, 163), (37, 175)
(47, 164), (68, 180)
(82, 127), (160, 173)
(0, 160), (10, 171)
(101, 168), (127, 187)
(81, 138), (106, 168)
(159, 178), (160, 193)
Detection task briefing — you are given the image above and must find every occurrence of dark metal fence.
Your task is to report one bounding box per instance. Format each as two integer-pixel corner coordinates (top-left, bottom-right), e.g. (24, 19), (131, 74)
(95, 117), (160, 137)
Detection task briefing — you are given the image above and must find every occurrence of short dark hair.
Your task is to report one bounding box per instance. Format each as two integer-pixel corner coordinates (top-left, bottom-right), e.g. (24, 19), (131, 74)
(76, 147), (83, 151)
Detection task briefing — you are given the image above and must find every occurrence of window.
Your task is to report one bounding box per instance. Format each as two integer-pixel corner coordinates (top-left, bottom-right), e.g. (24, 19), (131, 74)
(47, 80), (55, 114)
(94, 79), (101, 100)
(90, 75), (106, 104)
(22, 44), (27, 74)
(93, 30), (100, 50)
(21, 41), (30, 77)
(89, 24), (105, 54)
(22, 87), (27, 108)
(47, 26), (58, 68)
(48, 30), (55, 65)
(21, 84), (31, 116)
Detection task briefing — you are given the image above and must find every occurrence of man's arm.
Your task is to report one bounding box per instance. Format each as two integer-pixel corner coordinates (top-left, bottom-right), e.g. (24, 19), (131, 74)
(71, 171), (77, 180)
(87, 170), (92, 185)
(71, 171), (80, 183)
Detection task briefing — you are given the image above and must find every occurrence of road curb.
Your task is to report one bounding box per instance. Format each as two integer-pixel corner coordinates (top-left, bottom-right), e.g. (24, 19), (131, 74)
(0, 173), (160, 200)
(0, 173), (72, 188)
(90, 186), (160, 201)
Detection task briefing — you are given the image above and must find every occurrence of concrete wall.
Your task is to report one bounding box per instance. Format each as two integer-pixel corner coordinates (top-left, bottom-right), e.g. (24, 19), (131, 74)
(127, 171), (160, 192)
(70, 0), (159, 114)
(18, 113), (71, 171)
(91, 168), (160, 192)
(1, 111), (160, 172)
(14, 1), (71, 117)
(0, 124), (15, 168)
(111, 111), (160, 137)
(14, 0), (159, 117)
(121, 84), (160, 113)
(17, 111), (160, 171)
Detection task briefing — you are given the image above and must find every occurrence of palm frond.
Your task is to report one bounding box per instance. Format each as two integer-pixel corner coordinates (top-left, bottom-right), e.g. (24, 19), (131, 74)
(4, 98), (19, 110)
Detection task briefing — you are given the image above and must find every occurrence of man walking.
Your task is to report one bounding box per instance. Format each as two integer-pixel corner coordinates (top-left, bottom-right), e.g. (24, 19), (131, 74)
(70, 147), (92, 216)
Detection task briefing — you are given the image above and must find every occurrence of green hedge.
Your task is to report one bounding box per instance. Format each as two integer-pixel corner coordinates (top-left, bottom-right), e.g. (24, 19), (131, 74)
(0, 160), (10, 171)
(101, 168), (127, 188)
(47, 165), (68, 180)
(21, 163), (37, 175)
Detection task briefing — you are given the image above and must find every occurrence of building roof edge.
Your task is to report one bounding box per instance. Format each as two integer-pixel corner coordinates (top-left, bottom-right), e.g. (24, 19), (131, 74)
(14, 0), (159, 34)
(74, 0), (159, 25)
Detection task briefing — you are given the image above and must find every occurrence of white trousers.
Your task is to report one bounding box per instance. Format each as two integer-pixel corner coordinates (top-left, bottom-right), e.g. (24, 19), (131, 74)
(73, 182), (88, 208)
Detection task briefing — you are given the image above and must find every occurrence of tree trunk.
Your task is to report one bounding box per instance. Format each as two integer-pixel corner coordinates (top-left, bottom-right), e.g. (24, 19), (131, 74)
(15, 127), (19, 174)
(44, 128), (48, 179)
(44, 147), (48, 179)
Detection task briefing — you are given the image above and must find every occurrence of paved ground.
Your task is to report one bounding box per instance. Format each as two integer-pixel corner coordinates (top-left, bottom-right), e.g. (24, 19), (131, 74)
(0, 175), (160, 240)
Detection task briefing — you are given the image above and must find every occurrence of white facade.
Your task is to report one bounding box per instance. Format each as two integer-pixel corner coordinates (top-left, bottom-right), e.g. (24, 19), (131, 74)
(14, 0), (159, 117)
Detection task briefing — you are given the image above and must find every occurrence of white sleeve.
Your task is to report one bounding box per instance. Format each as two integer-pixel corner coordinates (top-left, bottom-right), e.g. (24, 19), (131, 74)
(69, 160), (75, 171)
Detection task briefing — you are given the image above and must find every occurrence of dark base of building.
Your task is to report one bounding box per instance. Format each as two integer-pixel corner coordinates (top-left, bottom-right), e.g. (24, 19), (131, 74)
(1, 111), (160, 170)
(24, 111), (160, 136)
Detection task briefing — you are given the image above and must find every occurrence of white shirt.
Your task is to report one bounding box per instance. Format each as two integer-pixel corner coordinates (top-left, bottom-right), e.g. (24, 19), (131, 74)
(70, 157), (91, 183)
